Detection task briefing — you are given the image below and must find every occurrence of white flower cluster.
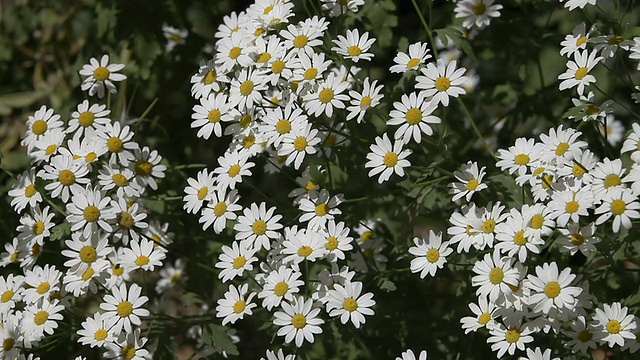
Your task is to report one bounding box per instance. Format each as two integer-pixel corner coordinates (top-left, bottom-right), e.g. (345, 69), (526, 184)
(3, 55), (172, 359)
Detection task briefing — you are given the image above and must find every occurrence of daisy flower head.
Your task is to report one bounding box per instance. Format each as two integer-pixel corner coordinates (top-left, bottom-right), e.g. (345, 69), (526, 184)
(594, 187), (640, 233)
(346, 77), (384, 123)
(216, 283), (257, 326)
(331, 29), (375, 63)
(111, 197), (148, 244)
(280, 16), (328, 54)
(590, 157), (628, 199)
(97, 120), (139, 166)
(97, 159), (142, 199)
(454, 0), (503, 30)
(468, 201), (508, 249)
(67, 100), (111, 137)
(557, 221), (601, 256)
(592, 34), (634, 59)
(297, 189), (343, 231)
(409, 230), (453, 278)
(565, 315), (599, 354)
(163, 25), (187, 52)
(99, 282), (150, 335)
(396, 350), (428, 360)
(525, 262), (582, 314)
(215, 31), (256, 72)
(234, 202), (283, 251)
(547, 187), (594, 227)
(23, 263), (62, 304)
(79, 54), (126, 98)
(61, 230), (112, 274)
(496, 137), (544, 176)
(261, 349), (296, 360)
(560, 22), (594, 57)
(258, 266), (305, 311)
(319, 220), (353, 261)
(592, 302), (637, 347)
(449, 161), (488, 202)
(494, 207), (543, 263)
(38, 154), (91, 202)
(183, 168), (217, 215)
(215, 241), (258, 283)
(132, 146), (166, 191)
(200, 188), (242, 234)
(191, 92), (234, 140)
(273, 296), (324, 347)
(321, 0), (364, 17)
(539, 124), (587, 167)
(365, 133), (412, 184)
(325, 281), (375, 329)
(103, 328), (150, 360)
(278, 120), (321, 170)
(229, 67), (268, 111)
(30, 128), (66, 163)
(487, 318), (535, 358)
(387, 92), (441, 144)
(460, 295), (497, 333)
(65, 184), (115, 239)
(22, 105), (64, 150)
(518, 347), (560, 360)
(260, 102), (308, 148)
(120, 236), (167, 272)
(281, 226), (327, 265)
(0, 313), (23, 359)
(303, 73), (350, 117)
(0, 274), (24, 313)
(471, 250), (520, 303)
(558, 49), (602, 95)
(600, 115), (625, 146)
(190, 59), (225, 99)
(9, 169), (43, 213)
(213, 149), (255, 192)
(621, 122), (640, 163)
(291, 47), (331, 89)
(16, 205), (55, 247)
(22, 298), (65, 341)
(390, 41), (432, 73)
(416, 58), (468, 107)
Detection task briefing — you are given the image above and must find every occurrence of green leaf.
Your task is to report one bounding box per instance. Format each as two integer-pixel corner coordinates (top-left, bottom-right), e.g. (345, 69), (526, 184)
(378, 278), (397, 292)
(203, 324), (239, 356)
(182, 292), (203, 306)
(96, 3), (118, 39)
(145, 199), (165, 214)
(50, 222), (71, 242)
(434, 27), (476, 61)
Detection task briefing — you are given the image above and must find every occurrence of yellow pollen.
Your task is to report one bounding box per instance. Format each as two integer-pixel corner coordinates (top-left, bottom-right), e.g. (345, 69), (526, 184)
(571, 233), (585, 245)
(572, 163), (586, 177)
(608, 35), (624, 45)
(514, 154), (530, 165)
(37, 282), (50, 294)
(204, 70), (217, 85)
(324, 134), (336, 146)
(233, 300), (246, 313)
(325, 236), (338, 250)
(565, 200), (579, 213)
(9, 251), (19, 262)
(505, 328), (521, 343)
(606, 320), (621, 334)
(347, 45), (362, 56)
(228, 164), (241, 177)
(426, 248), (440, 263)
(81, 267), (94, 281)
(578, 329), (593, 342)
(254, 27), (266, 36)
(291, 314), (307, 329)
(32, 220), (45, 235)
(85, 152), (97, 163)
(343, 297), (358, 311)
(31, 119), (48, 135)
(435, 76), (451, 91)
(405, 107), (422, 125)
(383, 152), (398, 167)
(530, 214), (544, 229)
(213, 202), (227, 217)
(2, 337), (14, 352)
(465, 178), (479, 191)
(610, 199), (626, 216)
(243, 135), (255, 148)
(585, 105), (599, 115)
(276, 119), (291, 134)
(118, 212), (134, 229)
(293, 35), (309, 49)
(232, 256), (246, 269)
(574, 67), (589, 80)
(25, 184), (37, 198)
(93, 66), (110, 81)
(472, 2), (487, 15)
(303, 68), (318, 80)
(117, 301), (133, 317)
(297, 245), (313, 257)
(252, 219), (267, 235)
(107, 137), (124, 153)
(240, 114), (252, 128)
(305, 180), (316, 191)
(604, 174), (622, 188)
(112, 263), (124, 276)
(239, 80), (254, 96)
(271, 60), (286, 74)
(45, 144), (57, 155)
(256, 52), (271, 63)
(481, 219), (496, 234)
(294, 136), (308, 151)
(274, 281), (289, 296)
(78, 111), (95, 127)
(315, 203), (329, 216)
(83, 205), (101, 222)
(135, 255), (150, 266)
(33, 310), (49, 325)
(197, 186), (208, 201)
(80, 245), (97, 263)
(58, 169), (76, 186)
(544, 281), (561, 298)
(555, 142), (570, 156)
(1, 290), (14, 303)
(489, 267), (504, 284)
(360, 95), (372, 108)
(318, 88), (334, 103)
(32, 243), (40, 256)
(229, 46), (242, 59)
(576, 35), (588, 46)
(406, 58), (421, 69)
(208, 109), (221, 123)
(121, 344), (136, 360)
(513, 230), (527, 246)
(478, 312), (491, 325)
(263, 5), (274, 14)
(112, 173), (128, 187)
(94, 328), (108, 341)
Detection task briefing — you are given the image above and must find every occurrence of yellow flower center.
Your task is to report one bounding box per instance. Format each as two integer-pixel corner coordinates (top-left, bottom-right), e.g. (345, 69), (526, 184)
(118, 212), (134, 229)
(466, 178), (479, 190)
(204, 70), (217, 85)
(606, 319), (621, 334)
(383, 152), (398, 167)
(233, 256), (246, 269)
(578, 329), (593, 342)
(604, 174), (622, 188)
(240, 114), (252, 128)
(2, 338), (14, 352)
(31, 119), (48, 135)
(1, 290), (14, 303)
(272, 60), (286, 74)
(544, 281), (561, 298)
(252, 219), (267, 235)
(229, 46), (242, 59)
(291, 314), (307, 329)
(574, 67), (589, 80)
(107, 137), (124, 153)
(347, 45), (361, 56)
(297, 245), (313, 257)
(25, 184), (37, 198)
(315, 203), (329, 216)
(93, 66), (110, 81)
(406, 58), (420, 69)
(610, 199), (626, 216)
(263, 5), (274, 14)
(585, 105), (599, 115)
(242, 134), (255, 149)
(360, 95), (372, 108)
(32, 220), (45, 235)
(78, 111), (95, 127)
(293, 35), (309, 49)
(565, 200), (579, 214)
(80, 245), (97, 263)
(233, 300), (246, 313)
(555, 142), (570, 156)
(530, 214), (544, 229)
(45, 144), (57, 155)
(208, 109), (221, 123)
(214, 202), (227, 217)
(318, 88), (335, 103)
(505, 328), (521, 343)
(58, 169), (76, 186)
(426, 248), (440, 263)
(37, 282), (50, 294)
(239, 80), (254, 96)
(117, 301), (133, 317)
(294, 136), (308, 151)
(85, 152), (97, 163)
(81, 267), (94, 281)
(513, 230), (528, 245)
(571, 233), (585, 245)
(576, 35), (588, 46)
(197, 186), (208, 201)
(478, 312), (491, 325)
(276, 119), (291, 134)
(514, 154), (530, 165)
(343, 297), (358, 311)
(256, 52), (271, 63)
(489, 267), (504, 285)
(122, 344), (136, 360)
(274, 281), (289, 296)
(135, 255), (150, 266)
(112, 263), (124, 276)
(435, 76), (451, 92)
(83, 205), (101, 222)
(33, 310), (49, 325)
(228, 164), (241, 177)
(32, 243), (41, 256)
(405, 107), (422, 125)
(134, 159), (152, 177)
(325, 236), (338, 250)
(472, 2), (486, 15)
(607, 35), (624, 45)
(94, 328), (108, 341)
(112, 173), (128, 187)
(481, 219), (496, 234)
(303, 68), (318, 80)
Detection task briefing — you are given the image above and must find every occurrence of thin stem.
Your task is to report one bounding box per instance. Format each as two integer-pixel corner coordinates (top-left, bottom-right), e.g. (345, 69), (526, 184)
(456, 98), (497, 160)
(411, 0), (439, 58)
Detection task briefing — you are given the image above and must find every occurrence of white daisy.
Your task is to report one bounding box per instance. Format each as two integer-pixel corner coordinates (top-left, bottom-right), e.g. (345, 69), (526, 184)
(79, 54), (126, 98)
(346, 77), (384, 123)
(216, 283), (257, 326)
(38, 154), (91, 202)
(273, 296), (324, 347)
(525, 262), (582, 314)
(387, 92), (441, 144)
(278, 120), (321, 170)
(390, 42), (432, 73)
(326, 281), (375, 328)
(592, 302), (637, 347)
(191, 92), (234, 140)
(65, 185), (115, 239)
(331, 28), (375, 62)
(215, 241), (258, 283)
(558, 49), (602, 95)
(258, 266), (305, 311)
(120, 237), (167, 272)
(454, 0), (503, 30)
(415, 59), (468, 107)
(8, 169), (43, 213)
(200, 188), (242, 234)
(99, 283), (150, 335)
(234, 202), (283, 251)
(303, 74), (350, 117)
(364, 133), (412, 184)
(409, 230), (453, 278)
(213, 150), (255, 192)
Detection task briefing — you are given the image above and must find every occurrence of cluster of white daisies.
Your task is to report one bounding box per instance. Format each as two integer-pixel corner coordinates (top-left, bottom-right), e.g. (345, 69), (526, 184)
(2, 55), (178, 359)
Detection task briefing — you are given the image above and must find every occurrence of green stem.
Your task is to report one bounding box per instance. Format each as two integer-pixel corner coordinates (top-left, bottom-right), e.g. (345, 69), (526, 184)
(411, 0), (438, 58)
(456, 97), (497, 160)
